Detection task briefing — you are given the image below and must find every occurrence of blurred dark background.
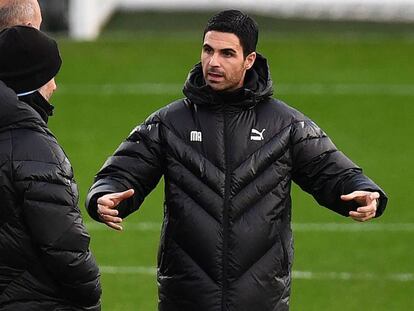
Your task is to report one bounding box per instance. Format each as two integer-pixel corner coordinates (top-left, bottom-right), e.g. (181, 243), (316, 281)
(38, 0), (68, 31)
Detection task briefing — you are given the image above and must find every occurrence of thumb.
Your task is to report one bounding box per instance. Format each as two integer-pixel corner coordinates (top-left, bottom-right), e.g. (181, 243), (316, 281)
(340, 192), (355, 201)
(114, 189), (135, 201)
(340, 190), (369, 202)
(368, 192), (380, 202)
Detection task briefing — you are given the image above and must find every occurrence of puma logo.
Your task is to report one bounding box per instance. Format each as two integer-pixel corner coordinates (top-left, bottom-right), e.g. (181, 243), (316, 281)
(250, 128), (265, 141)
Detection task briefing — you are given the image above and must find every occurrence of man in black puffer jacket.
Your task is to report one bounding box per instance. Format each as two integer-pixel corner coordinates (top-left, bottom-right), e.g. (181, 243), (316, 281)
(0, 26), (101, 310)
(86, 10), (387, 311)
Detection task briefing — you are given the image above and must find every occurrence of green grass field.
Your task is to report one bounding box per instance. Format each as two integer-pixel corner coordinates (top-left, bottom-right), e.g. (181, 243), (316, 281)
(49, 12), (413, 310)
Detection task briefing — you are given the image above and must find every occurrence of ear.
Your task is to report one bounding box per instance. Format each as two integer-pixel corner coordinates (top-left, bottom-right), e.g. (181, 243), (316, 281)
(244, 52), (257, 70)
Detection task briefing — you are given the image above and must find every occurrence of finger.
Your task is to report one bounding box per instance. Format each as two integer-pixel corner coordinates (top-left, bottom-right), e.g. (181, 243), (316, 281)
(113, 189), (135, 200)
(350, 208), (376, 217)
(340, 191), (369, 201)
(98, 204), (119, 216)
(356, 204), (377, 213)
(349, 210), (376, 222)
(350, 212), (376, 222)
(97, 196), (115, 207)
(105, 221), (123, 231)
(349, 211), (366, 220)
(99, 214), (123, 224)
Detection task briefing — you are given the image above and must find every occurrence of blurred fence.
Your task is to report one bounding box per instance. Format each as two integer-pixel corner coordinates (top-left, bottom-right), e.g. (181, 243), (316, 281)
(68, 0), (414, 40)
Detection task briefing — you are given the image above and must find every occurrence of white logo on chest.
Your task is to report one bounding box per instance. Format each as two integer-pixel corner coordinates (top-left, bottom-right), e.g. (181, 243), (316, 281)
(250, 128), (265, 141)
(190, 131), (202, 142)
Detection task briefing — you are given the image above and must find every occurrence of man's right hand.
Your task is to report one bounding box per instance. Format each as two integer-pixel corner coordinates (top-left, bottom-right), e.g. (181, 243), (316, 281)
(97, 189), (135, 231)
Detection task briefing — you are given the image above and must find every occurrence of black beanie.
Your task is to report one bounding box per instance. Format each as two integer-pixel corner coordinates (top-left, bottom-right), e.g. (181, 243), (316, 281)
(0, 25), (62, 94)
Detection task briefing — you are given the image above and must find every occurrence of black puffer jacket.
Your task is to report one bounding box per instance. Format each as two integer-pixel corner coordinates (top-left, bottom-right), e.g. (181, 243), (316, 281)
(87, 55), (387, 311)
(0, 81), (101, 311)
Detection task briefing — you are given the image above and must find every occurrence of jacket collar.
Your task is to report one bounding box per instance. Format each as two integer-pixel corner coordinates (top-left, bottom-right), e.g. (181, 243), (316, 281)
(183, 53), (274, 111)
(0, 80), (48, 132)
(18, 91), (54, 123)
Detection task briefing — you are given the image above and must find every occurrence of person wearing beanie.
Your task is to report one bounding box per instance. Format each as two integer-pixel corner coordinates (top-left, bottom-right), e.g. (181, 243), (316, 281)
(0, 26), (102, 310)
(0, 24), (62, 122)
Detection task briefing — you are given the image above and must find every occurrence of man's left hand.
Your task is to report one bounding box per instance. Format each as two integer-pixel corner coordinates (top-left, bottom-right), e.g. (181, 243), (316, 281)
(341, 191), (380, 222)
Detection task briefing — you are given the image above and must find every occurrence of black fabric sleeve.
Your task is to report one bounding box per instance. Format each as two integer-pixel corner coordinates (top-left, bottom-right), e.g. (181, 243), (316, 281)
(16, 152), (101, 308)
(86, 118), (164, 221)
(291, 119), (387, 217)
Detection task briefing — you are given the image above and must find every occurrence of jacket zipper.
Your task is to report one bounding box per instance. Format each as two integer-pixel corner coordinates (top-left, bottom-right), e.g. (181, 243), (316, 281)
(221, 110), (230, 311)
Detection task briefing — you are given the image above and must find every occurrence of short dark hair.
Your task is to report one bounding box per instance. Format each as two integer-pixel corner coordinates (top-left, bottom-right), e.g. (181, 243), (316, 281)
(203, 10), (258, 58)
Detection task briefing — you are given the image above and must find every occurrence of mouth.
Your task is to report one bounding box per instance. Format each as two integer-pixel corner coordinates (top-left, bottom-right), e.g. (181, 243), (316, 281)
(207, 71), (224, 82)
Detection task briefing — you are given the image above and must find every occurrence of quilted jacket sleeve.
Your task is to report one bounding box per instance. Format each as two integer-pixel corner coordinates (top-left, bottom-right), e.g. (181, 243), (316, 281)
(13, 131), (101, 309)
(291, 119), (387, 217)
(86, 117), (164, 221)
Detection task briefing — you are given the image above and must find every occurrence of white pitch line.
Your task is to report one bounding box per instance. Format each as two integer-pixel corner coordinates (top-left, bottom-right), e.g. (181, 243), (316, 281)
(99, 266), (414, 282)
(292, 222), (414, 232)
(58, 83), (414, 96)
(279, 83), (414, 96)
(85, 222), (414, 232)
(291, 271), (414, 282)
(100, 265), (157, 275)
(85, 222), (161, 231)
(59, 83), (182, 95)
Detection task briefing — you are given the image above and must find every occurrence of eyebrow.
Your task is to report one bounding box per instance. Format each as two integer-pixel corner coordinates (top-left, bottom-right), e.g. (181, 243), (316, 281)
(203, 44), (237, 54)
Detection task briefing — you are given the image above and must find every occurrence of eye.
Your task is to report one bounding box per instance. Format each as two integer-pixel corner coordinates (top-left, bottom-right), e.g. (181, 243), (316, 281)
(203, 46), (213, 54)
(222, 50), (234, 58)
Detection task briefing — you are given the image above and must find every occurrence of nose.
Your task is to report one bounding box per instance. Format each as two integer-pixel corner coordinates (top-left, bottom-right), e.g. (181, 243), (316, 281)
(209, 53), (219, 67)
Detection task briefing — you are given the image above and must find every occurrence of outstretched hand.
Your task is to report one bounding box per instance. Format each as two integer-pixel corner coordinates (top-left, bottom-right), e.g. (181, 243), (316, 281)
(341, 191), (380, 222)
(97, 189), (135, 230)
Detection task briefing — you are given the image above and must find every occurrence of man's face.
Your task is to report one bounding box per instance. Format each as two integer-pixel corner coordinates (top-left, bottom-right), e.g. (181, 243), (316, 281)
(201, 31), (256, 92)
(38, 78), (56, 101)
